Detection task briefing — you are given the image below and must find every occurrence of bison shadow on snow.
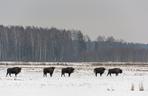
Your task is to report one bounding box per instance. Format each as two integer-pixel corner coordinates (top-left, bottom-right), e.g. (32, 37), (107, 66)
(107, 68), (122, 76)
(61, 67), (75, 77)
(6, 67), (21, 77)
(43, 67), (55, 77)
(94, 67), (106, 77)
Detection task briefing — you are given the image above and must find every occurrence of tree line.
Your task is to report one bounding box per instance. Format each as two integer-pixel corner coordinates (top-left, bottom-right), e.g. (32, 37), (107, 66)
(0, 25), (148, 62)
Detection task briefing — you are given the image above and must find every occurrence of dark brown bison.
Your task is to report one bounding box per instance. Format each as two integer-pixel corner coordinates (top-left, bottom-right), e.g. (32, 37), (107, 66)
(61, 67), (74, 77)
(43, 67), (55, 77)
(6, 67), (21, 77)
(94, 67), (106, 77)
(107, 68), (122, 76)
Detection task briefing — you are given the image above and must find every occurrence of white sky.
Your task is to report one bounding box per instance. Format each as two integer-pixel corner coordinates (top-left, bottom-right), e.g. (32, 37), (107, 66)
(0, 0), (148, 43)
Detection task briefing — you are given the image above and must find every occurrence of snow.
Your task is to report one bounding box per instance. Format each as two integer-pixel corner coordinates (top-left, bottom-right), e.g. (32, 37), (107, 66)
(0, 64), (148, 96)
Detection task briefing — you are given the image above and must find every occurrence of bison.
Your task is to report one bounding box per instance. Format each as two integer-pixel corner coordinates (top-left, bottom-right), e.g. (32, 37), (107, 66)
(6, 67), (21, 77)
(107, 68), (122, 76)
(94, 67), (106, 77)
(61, 67), (74, 77)
(43, 67), (55, 77)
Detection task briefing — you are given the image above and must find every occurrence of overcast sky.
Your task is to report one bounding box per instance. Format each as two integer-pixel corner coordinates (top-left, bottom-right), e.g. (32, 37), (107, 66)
(0, 0), (148, 43)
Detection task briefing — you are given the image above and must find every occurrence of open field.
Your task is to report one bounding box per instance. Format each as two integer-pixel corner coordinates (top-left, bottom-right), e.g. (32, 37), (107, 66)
(0, 62), (148, 96)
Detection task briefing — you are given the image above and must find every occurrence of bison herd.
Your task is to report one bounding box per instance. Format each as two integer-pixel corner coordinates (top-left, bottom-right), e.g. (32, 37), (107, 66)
(5, 67), (122, 77)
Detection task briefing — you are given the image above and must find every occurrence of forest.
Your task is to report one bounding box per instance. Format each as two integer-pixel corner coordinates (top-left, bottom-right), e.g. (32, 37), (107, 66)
(0, 25), (148, 62)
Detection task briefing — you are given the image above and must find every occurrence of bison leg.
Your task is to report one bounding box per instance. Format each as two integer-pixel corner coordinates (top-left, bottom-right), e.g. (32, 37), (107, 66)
(15, 73), (17, 77)
(6, 72), (9, 77)
(68, 73), (71, 77)
(100, 73), (103, 76)
(107, 73), (109, 76)
(107, 73), (111, 76)
(9, 73), (11, 77)
(50, 73), (53, 77)
(95, 72), (97, 77)
(43, 73), (47, 77)
(116, 73), (118, 76)
(61, 73), (65, 77)
(43, 71), (46, 77)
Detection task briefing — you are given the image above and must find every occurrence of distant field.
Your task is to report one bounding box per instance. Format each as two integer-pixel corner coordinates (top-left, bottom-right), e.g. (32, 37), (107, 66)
(0, 61), (148, 72)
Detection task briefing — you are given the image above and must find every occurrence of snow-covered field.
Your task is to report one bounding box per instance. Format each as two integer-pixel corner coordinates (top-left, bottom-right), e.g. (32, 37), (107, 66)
(0, 63), (148, 96)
